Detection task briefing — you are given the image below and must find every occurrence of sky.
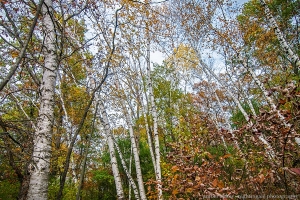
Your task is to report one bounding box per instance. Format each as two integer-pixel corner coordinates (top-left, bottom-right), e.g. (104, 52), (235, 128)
(150, 0), (250, 66)
(236, 0), (250, 5)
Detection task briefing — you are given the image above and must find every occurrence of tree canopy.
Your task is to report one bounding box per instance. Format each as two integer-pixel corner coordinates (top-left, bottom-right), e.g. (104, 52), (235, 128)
(0, 0), (300, 199)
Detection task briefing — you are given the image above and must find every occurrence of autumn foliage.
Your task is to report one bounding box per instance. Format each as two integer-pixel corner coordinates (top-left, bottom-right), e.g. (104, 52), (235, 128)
(0, 0), (300, 199)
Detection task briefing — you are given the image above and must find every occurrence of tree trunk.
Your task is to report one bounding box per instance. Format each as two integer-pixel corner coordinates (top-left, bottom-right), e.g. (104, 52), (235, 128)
(138, 61), (157, 175)
(76, 103), (99, 200)
(123, 106), (147, 200)
(259, 0), (300, 73)
(112, 135), (140, 200)
(198, 56), (276, 161)
(27, 0), (57, 199)
(99, 101), (125, 200)
(214, 92), (242, 152)
(141, 99), (157, 174)
(146, 42), (162, 199)
(241, 57), (299, 148)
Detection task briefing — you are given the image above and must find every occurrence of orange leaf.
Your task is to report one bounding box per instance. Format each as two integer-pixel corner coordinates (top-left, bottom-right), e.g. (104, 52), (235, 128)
(223, 154), (231, 159)
(171, 165), (179, 173)
(279, 99), (286, 105)
(217, 180), (224, 188)
(212, 179), (218, 187)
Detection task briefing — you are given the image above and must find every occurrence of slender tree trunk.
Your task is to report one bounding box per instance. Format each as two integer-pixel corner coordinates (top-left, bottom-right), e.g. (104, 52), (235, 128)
(99, 101), (125, 200)
(214, 92), (242, 153)
(211, 115), (228, 151)
(27, 0), (57, 199)
(138, 62), (157, 175)
(76, 142), (89, 200)
(112, 135), (140, 200)
(76, 104), (99, 200)
(141, 99), (157, 174)
(146, 42), (162, 199)
(128, 145), (133, 200)
(236, 79), (257, 117)
(123, 106), (147, 200)
(241, 58), (299, 146)
(198, 57), (277, 161)
(56, 99), (93, 200)
(259, 0), (300, 73)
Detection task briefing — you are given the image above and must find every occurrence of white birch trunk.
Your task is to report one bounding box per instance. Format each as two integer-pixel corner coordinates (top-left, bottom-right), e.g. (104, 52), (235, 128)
(239, 56), (299, 146)
(128, 146), (133, 200)
(236, 79), (257, 117)
(247, 97), (257, 117)
(123, 107), (147, 200)
(27, 0), (57, 199)
(137, 61), (157, 175)
(211, 116), (228, 150)
(111, 134), (140, 200)
(99, 102), (125, 200)
(146, 42), (163, 200)
(214, 92), (242, 152)
(259, 0), (300, 70)
(141, 95), (157, 174)
(197, 57), (276, 160)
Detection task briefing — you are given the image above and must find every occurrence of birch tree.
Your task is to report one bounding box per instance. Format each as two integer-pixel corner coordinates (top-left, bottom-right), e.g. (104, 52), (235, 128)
(146, 42), (163, 199)
(259, 0), (300, 71)
(98, 101), (125, 199)
(27, 0), (57, 199)
(112, 133), (140, 200)
(0, 0), (44, 92)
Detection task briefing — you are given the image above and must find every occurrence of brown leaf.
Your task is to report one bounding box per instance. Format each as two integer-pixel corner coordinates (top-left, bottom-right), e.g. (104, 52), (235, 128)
(207, 187), (216, 191)
(258, 174), (265, 184)
(290, 168), (300, 176)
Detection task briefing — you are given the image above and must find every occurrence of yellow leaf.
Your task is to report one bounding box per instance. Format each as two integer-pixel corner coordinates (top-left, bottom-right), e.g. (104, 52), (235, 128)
(186, 188), (193, 193)
(11, 50), (19, 58)
(172, 189), (179, 195)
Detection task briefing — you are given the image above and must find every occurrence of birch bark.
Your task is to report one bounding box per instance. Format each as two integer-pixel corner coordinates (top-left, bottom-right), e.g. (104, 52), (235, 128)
(141, 99), (157, 174)
(214, 92), (241, 152)
(239, 56), (300, 147)
(111, 134), (140, 200)
(99, 101), (125, 200)
(259, 0), (300, 71)
(123, 106), (147, 200)
(197, 56), (276, 161)
(146, 42), (163, 199)
(138, 64), (157, 175)
(27, 0), (57, 199)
